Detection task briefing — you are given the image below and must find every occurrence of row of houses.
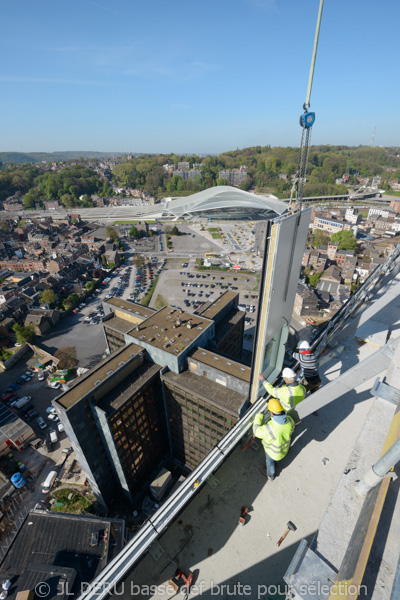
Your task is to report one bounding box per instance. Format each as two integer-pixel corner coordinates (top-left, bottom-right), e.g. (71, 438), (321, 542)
(0, 216), (121, 331)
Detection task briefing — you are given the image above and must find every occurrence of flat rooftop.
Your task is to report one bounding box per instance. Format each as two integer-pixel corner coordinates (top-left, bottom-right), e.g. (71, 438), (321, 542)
(125, 306), (214, 356)
(1, 510), (124, 600)
(103, 314), (137, 334)
(195, 290), (237, 320)
(55, 344), (143, 409)
(97, 361), (162, 414)
(104, 298), (155, 319)
(190, 347), (251, 382)
(162, 369), (246, 415)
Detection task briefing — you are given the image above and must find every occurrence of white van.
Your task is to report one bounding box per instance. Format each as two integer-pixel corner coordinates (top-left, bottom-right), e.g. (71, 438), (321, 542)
(42, 470), (57, 493)
(49, 429), (58, 444)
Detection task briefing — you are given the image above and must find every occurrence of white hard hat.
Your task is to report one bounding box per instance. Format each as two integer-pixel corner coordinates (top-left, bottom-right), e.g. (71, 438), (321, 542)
(298, 340), (310, 350)
(282, 367), (296, 379)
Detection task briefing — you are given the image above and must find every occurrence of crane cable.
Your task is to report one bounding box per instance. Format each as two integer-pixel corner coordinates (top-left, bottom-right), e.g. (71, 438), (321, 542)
(291, 0), (325, 215)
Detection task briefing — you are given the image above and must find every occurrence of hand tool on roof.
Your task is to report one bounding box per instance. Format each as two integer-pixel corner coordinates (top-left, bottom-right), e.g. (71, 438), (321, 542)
(175, 569), (194, 600)
(276, 520), (297, 547)
(238, 506), (249, 526)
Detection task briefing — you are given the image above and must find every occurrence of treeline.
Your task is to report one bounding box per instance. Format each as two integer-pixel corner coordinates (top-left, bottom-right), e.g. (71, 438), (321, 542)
(1, 146), (400, 207)
(112, 146), (400, 199)
(0, 164), (112, 208)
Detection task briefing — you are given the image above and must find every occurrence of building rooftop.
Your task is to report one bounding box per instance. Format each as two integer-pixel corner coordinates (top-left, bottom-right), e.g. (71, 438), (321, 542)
(103, 314), (137, 334)
(97, 361), (162, 414)
(195, 290), (237, 320)
(190, 347), (251, 382)
(56, 344), (143, 409)
(1, 510), (124, 600)
(125, 306), (214, 356)
(162, 369), (247, 415)
(104, 298), (155, 320)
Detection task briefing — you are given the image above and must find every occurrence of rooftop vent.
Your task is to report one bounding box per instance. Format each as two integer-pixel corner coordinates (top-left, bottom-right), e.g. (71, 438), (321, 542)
(106, 370), (114, 376)
(213, 356), (218, 361)
(201, 351), (206, 355)
(153, 325), (158, 329)
(162, 328), (167, 332)
(225, 362), (232, 366)
(118, 361), (125, 367)
(185, 338), (190, 342)
(140, 335), (145, 339)
(187, 320), (192, 329)
(239, 367), (246, 372)
(93, 379), (102, 387)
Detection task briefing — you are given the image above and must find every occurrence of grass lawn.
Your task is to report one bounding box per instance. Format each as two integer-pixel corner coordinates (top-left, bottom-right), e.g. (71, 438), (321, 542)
(207, 228), (221, 239)
(51, 488), (95, 514)
(154, 294), (168, 309)
(383, 191), (400, 198)
(113, 220), (157, 224)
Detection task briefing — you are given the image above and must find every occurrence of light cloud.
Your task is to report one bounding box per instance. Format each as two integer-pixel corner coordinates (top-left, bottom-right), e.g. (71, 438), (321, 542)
(0, 75), (115, 86)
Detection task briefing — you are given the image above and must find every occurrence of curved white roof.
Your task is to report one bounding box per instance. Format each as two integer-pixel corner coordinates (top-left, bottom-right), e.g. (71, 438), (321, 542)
(162, 186), (287, 219)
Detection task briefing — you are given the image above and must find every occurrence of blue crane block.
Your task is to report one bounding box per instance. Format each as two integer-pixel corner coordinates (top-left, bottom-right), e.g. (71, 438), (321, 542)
(300, 112), (315, 128)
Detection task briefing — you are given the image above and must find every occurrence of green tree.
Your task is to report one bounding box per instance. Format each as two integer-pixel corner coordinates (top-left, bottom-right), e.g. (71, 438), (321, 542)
(312, 229), (331, 247)
(308, 272), (323, 287)
(129, 226), (140, 238)
(63, 293), (79, 310)
(0, 348), (12, 362)
(39, 289), (57, 307)
(101, 254), (108, 267)
(85, 280), (96, 291)
(12, 322), (36, 344)
(331, 230), (358, 251)
(106, 226), (118, 241)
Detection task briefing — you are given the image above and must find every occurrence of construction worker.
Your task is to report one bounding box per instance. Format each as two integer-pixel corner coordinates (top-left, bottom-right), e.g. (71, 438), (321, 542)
(258, 368), (306, 412)
(290, 340), (321, 394)
(253, 399), (295, 480)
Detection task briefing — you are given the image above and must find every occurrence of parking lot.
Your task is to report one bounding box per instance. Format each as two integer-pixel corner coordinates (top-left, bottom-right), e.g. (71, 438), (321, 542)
(149, 260), (260, 339)
(1, 351), (69, 443)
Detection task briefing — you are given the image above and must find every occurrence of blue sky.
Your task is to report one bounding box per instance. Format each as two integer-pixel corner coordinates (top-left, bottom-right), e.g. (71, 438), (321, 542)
(1, 0), (399, 153)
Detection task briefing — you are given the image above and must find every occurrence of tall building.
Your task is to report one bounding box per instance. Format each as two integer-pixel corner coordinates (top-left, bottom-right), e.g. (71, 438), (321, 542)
(162, 348), (249, 468)
(55, 294), (247, 509)
(54, 344), (169, 509)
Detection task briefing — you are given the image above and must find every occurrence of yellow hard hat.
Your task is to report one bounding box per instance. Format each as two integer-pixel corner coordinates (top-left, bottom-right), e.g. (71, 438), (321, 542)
(268, 399), (284, 414)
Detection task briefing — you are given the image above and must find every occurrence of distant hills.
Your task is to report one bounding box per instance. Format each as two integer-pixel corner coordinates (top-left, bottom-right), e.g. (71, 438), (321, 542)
(0, 151), (127, 164)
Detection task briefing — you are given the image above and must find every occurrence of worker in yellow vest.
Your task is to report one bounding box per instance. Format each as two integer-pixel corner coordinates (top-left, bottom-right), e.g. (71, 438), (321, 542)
(253, 399), (295, 480)
(258, 368), (306, 411)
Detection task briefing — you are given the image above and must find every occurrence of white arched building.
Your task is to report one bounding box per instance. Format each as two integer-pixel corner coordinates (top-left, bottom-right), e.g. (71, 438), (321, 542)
(161, 186), (287, 220)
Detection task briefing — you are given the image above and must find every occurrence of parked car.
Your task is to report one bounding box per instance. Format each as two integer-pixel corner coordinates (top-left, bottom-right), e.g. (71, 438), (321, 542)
(57, 422), (65, 433)
(37, 417), (47, 429)
(48, 381), (61, 389)
(49, 429), (58, 444)
(38, 371), (45, 381)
